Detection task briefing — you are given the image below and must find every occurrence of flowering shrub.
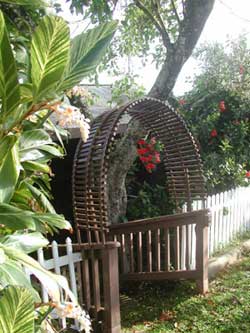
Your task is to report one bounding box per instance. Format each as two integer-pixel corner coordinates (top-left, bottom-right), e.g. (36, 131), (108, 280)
(137, 137), (163, 173)
(178, 36), (250, 193)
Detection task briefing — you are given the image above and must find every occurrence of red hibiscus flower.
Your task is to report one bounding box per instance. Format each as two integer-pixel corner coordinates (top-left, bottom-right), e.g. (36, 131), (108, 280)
(246, 171), (250, 178)
(146, 163), (155, 172)
(179, 99), (186, 106)
(210, 129), (218, 138)
(137, 139), (146, 145)
(137, 148), (148, 155)
(219, 101), (226, 113)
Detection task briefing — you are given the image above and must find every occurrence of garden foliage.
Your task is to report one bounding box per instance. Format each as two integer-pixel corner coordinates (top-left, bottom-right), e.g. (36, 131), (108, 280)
(0, 0), (117, 330)
(179, 36), (250, 193)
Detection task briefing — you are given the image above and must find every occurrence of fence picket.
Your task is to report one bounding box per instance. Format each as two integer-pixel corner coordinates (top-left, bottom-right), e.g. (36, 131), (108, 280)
(192, 186), (250, 257)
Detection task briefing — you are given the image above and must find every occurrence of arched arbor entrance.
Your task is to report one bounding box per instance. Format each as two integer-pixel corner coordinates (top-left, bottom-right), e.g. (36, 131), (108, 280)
(73, 97), (210, 294)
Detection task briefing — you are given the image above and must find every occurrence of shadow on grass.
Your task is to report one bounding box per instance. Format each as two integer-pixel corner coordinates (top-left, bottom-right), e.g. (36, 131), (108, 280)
(120, 258), (250, 333)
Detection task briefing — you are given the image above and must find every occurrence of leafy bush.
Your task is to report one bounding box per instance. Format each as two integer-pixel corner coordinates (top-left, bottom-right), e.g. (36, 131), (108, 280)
(0, 0), (117, 330)
(178, 36), (250, 193)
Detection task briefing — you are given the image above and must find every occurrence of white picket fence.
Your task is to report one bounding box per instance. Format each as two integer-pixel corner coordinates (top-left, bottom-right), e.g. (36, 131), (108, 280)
(195, 186), (250, 257)
(30, 186), (250, 312)
(26, 238), (83, 330)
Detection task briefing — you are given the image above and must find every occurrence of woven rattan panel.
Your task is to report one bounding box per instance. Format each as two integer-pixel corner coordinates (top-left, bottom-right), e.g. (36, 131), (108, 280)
(72, 97), (206, 243)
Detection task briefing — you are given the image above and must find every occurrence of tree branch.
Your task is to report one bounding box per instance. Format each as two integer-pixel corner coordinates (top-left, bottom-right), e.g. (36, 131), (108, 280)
(170, 0), (181, 25)
(134, 0), (172, 49)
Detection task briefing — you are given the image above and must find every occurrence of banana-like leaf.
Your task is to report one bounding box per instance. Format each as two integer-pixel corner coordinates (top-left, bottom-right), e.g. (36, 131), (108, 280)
(0, 203), (36, 231)
(0, 0), (46, 7)
(0, 11), (20, 122)
(0, 135), (17, 167)
(20, 83), (33, 104)
(0, 260), (39, 300)
(0, 143), (20, 203)
(24, 181), (56, 213)
(19, 129), (63, 162)
(0, 286), (34, 333)
(31, 15), (70, 102)
(20, 128), (52, 150)
(1, 232), (48, 254)
(59, 20), (117, 91)
(1, 244), (76, 304)
(0, 203), (71, 233)
(22, 161), (51, 174)
(38, 144), (63, 157)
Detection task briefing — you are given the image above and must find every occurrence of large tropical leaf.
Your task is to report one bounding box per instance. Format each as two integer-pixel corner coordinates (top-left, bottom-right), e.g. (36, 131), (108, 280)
(0, 203), (71, 233)
(0, 260), (39, 300)
(19, 129), (63, 162)
(24, 181), (56, 213)
(0, 286), (34, 333)
(0, 135), (17, 166)
(0, 143), (20, 203)
(0, 203), (36, 231)
(1, 244), (76, 304)
(22, 160), (51, 174)
(1, 232), (48, 254)
(59, 20), (117, 91)
(31, 15), (70, 102)
(0, 11), (20, 122)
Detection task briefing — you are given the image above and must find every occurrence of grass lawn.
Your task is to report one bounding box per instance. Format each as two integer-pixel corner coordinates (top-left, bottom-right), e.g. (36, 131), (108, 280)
(121, 256), (250, 332)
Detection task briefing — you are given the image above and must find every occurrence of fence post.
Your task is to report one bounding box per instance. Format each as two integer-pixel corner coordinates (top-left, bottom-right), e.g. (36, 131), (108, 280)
(102, 242), (121, 333)
(196, 210), (210, 294)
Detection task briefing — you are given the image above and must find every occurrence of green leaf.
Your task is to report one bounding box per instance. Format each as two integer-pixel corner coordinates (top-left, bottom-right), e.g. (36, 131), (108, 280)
(0, 11), (20, 122)
(0, 286), (34, 333)
(0, 203), (36, 231)
(22, 160), (51, 174)
(20, 84), (33, 104)
(1, 245), (76, 304)
(19, 129), (53, 162)
(0, 260), (39, 300)
(33, 213), (72, 234)
(60, 20), (117, 91)
(24, 181), (56, 213)
(0, 143), (20, 203)
(0, 203), (71, 233)
(39, 144), (63, 157)
(31, 15), (70, 101)
(0, 135), (17, 167)
(1, 232), (48, 253)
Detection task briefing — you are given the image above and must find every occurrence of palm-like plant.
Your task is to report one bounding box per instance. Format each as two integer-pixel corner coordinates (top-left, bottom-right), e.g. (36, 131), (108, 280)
(0, 0), (117, 330)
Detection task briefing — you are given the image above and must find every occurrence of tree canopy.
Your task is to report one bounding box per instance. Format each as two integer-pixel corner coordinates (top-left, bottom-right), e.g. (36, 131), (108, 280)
(66, 0), (215, 100)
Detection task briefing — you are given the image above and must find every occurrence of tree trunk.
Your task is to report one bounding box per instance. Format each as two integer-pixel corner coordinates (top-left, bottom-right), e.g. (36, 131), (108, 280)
(107, 120), (146, 224)
(149, 0), (215, 100)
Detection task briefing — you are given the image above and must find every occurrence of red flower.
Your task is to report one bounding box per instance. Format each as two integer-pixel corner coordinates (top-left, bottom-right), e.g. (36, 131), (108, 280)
(240, 65), (244, 75)
(139, 156), (148, 162)
(145, 163), (155, 172)
(210, 129), (218, 138)
(219, 101), (226, 113)
(147, 154), (153, 162)
(246, 171), (250, 178)
(138, 139), (146, 145)
(137, 148), (148, 155)
(179, 99), (186, 106)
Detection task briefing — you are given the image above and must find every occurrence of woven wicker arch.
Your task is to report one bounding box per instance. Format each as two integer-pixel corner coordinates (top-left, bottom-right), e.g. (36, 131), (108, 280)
(73, 97), (206, 244)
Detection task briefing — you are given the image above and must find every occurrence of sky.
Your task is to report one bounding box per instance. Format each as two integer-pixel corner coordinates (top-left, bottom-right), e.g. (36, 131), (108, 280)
(60, 0), (250, 96)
